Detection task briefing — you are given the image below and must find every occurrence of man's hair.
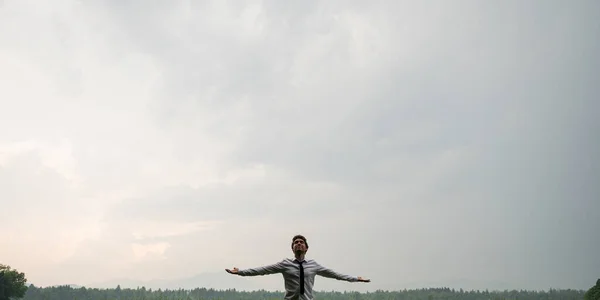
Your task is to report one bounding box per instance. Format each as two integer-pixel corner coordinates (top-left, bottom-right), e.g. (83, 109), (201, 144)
(291, 234), (309, 248)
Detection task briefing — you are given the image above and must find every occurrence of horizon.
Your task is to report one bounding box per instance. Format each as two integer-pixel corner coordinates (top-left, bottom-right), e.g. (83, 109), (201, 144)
(19, 283), (593, 300)
(26, 280), (594, 293)
(26, 285), (592, 293)
(1, 0), (599, 295)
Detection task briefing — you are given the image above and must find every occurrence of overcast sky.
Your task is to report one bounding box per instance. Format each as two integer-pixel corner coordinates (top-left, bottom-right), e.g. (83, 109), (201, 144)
(1, 0), (599, 293)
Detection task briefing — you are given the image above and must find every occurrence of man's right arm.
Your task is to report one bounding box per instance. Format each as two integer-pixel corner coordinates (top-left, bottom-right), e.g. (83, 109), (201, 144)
(228, 260), (286, 276)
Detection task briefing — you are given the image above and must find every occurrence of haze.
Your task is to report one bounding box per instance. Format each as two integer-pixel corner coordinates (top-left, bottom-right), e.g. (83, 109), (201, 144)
(1, 0), (599, 293)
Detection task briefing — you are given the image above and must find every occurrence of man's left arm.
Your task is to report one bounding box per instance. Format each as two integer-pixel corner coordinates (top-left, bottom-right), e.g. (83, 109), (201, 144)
(316, 263), (370, 282)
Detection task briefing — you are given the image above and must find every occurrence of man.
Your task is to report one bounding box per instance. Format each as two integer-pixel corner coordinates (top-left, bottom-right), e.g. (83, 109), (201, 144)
(226, 234), (370, 300)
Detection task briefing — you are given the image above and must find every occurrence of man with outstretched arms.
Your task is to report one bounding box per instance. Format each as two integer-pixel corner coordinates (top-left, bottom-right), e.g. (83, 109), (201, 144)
(226, 234), (370, 300)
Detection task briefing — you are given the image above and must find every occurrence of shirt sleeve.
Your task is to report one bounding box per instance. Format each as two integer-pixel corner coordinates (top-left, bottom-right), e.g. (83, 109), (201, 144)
(237, 260), (286, 276)
(315, 262), (358, 282)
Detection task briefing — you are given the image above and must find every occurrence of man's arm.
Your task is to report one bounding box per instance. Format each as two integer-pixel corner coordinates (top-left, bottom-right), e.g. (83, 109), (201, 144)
(226, 260), (286, 276)
(316, 263), (370, 282)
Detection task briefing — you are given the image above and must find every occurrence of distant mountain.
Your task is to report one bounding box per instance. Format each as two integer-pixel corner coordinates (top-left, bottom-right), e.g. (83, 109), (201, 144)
(48, 284), (83, 289)
(401, 278), (522, 292)
(87, 271), (281, 292)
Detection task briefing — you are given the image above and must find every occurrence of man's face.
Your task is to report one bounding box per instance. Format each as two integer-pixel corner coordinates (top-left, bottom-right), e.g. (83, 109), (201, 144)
(292, 238), (307, 254)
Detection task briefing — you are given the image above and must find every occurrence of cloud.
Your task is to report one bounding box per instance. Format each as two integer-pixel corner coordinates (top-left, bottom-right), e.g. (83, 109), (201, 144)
(0, 143), (103, 285)
(1, 0), (599, 292)
(131, 242), (171, 262)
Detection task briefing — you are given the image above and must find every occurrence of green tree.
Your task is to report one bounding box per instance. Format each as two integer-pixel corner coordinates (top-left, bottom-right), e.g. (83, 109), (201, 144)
(584, 279), (600, 300)
(0, 264), (28, 300)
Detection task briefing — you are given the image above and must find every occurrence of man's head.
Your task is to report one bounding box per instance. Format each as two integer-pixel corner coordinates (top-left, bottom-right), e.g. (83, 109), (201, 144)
(291, 234), (308, 256)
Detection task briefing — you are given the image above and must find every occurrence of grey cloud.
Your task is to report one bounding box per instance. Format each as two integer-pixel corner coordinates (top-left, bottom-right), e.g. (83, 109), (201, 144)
(98, 1), (600, 290)
(104, 173), (363, 226)
(0, 150), (88, 225)
(0, 148), (104, 285)
(1, 0), (599, 292)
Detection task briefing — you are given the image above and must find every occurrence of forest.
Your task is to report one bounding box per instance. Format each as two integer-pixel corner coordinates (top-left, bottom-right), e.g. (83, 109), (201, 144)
(20, 284), (587, 300)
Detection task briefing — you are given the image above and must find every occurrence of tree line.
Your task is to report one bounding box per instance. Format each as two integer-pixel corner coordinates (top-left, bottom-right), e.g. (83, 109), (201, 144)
(3, 264), (599, 300)
(20, 284), (589, 300)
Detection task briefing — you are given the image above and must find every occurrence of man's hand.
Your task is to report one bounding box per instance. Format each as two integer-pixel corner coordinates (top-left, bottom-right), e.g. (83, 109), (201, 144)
(357, 277), (370, 282)
(225, 267), (239, 274)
